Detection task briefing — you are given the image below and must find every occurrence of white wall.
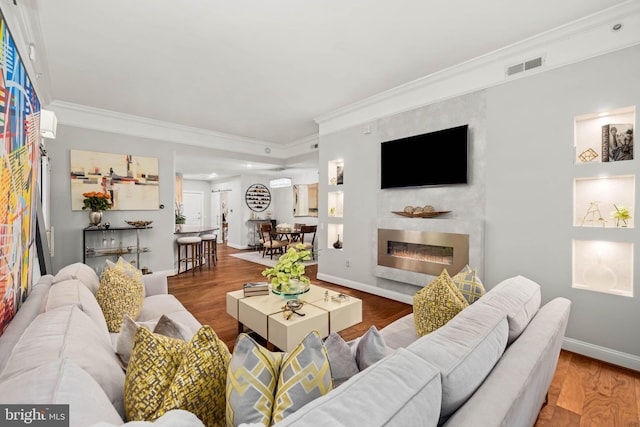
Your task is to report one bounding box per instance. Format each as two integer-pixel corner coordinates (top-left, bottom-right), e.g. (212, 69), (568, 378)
(485, 45), (640, 369)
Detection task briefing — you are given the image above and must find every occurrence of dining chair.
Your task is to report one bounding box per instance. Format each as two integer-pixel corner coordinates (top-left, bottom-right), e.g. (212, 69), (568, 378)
(259, 223), (288, 259)
(299, 225), (317, 260)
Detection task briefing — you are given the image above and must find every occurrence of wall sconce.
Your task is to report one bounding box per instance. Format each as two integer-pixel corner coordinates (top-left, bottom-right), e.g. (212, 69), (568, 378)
(269, 178), (292, 188)
(40, 109), (57, 139)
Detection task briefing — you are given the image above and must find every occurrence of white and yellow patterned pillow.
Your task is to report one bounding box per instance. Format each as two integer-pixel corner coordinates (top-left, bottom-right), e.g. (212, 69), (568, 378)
(106, 257), (145, 296)
(96, 266), (145, 332)
(413, 269), (469, 337)
(452, 265), (485, 304)
(125, 325), (230, 427)
(226, 331), (332, 427)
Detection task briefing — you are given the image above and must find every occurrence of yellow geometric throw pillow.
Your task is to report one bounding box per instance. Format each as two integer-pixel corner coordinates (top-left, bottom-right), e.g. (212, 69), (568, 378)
(452, 265), (485, 304)
(413, 269), (469, 337)
(96, 266), (145, 332)
(226, 331), (332, 427)
(125, 325), (230, 427)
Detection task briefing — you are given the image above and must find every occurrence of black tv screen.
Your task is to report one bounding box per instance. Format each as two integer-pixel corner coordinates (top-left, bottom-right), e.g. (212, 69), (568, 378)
(380, 124), (468, 189)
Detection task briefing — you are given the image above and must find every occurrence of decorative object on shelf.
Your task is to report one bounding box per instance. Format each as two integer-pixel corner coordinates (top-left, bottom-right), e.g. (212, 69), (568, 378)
(611, 204), (632, 228)
(82, 191), (112, 226)
(245, 183), (271, 212)
(330, 177), (337, 185)
(403, 205), (415, 213)
(329, 207), (336, 216)
(124, 220), (153, 228)
(423, 205), (435, 212)
(578, 148), (599, 162)
(333, 234), (343, 249)
(601, 123), (634, 162)
(392, 210), (451, 218)
(580, 201), (606, 227)
(175, 202), (186, 225)
(261, 245), (312, 299)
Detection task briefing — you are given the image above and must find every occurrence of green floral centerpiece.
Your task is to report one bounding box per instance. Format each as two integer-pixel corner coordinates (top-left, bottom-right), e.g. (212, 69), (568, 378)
(262, 245), (312, 298)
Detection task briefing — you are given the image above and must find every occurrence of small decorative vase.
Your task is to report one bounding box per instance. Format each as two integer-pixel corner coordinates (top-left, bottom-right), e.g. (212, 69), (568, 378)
(333, 234), (343, 249)
(89, 211), (103, 226)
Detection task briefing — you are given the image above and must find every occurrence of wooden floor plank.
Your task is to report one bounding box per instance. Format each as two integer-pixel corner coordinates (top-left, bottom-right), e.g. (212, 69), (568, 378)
(170, 244), (640, 426)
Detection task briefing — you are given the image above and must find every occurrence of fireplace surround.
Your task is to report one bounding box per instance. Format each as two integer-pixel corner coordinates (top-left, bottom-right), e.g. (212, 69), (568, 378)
(377, 228), (469, 276)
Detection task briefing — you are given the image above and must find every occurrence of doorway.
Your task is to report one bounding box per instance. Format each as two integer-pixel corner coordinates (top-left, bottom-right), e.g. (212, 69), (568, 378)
(183, 191), (204, 227)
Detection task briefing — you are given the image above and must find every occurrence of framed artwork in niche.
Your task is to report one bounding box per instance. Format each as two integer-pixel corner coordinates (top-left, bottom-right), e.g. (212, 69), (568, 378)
(70, 150), (159, 211)
(0, 11), (42, 334)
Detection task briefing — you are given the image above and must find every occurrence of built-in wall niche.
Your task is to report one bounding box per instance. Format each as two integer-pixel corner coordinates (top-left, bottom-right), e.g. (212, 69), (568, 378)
(328, 191), (344, 218)
(327, 223), (343, 250)
(574, 175), (635, 228)
(572, 239), (634, 297)
(328, 159), (344, 186)
(574, 106), (635, 164)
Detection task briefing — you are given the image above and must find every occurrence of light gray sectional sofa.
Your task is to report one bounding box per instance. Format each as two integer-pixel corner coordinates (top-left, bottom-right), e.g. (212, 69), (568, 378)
(0, 263), (203, 427)
(269, 275), (571, 427)
(0, 262), (570, 427)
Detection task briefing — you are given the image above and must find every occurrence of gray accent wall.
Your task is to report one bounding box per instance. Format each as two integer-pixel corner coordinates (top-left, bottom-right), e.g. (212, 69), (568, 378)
(48, 125), (177, 275)
(485, 45), (640, 366)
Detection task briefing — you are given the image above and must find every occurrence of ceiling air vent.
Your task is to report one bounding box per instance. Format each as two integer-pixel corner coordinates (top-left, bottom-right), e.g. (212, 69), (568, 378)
(505, 56), (543, 76)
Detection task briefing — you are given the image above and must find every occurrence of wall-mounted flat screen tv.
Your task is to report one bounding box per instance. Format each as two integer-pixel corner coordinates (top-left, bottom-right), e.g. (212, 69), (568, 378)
(380, 124), (468, 189)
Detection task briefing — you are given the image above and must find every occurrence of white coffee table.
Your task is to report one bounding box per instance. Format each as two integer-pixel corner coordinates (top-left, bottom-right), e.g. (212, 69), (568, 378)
(226, 284), (362, 351)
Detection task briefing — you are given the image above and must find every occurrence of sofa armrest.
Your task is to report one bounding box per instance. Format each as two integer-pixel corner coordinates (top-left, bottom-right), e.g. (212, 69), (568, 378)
(141, 273), (168, 296)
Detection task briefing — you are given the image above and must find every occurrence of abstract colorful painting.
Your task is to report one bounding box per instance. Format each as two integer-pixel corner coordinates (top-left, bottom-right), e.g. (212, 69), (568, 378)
(0, 12), (41, 334)
(70, 149), (159, 211)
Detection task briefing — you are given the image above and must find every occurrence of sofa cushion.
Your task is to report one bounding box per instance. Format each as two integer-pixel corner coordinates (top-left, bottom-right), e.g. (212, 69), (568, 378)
(0, 358), (123, 427)
(0, 277), (52, 374)
(107, 257), (145, 294)
(408, 301), (509, 422)
(91, 409), (205, 427)
(116, 314), (193, 367)
(136, 295), (202, 339)
(0, 305), (126, 417)
(53, 262), (101, 294)
(125, 325), (229, 427)
(271, 349), (441, 427)
(45, 279), (111, 343)
(323, 333), (359, 387)
(379, 313), (418, 350)
(413, 269), (468, 337)
(452, 265), (485, 304)
(226, 331), (332, 427)
(324, 327), (392, 387)
(480, 275), (541, 344)
(96, 266), (145, 332)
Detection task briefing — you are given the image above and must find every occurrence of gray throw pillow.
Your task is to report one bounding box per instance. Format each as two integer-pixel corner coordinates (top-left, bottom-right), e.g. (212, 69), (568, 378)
(354, 326), (392, 370)
(324, 333), (359, 387)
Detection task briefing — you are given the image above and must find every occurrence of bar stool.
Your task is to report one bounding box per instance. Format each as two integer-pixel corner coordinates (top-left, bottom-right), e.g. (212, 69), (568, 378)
(176, 236), (202, 275)
(200, 233), (217, 268)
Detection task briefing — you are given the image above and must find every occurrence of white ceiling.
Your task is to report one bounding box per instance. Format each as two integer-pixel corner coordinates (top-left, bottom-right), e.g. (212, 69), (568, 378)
(30, 0), (629, 177)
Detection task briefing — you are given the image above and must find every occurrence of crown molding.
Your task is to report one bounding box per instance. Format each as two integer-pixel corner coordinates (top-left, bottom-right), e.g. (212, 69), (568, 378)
(315, 1), (640, 135)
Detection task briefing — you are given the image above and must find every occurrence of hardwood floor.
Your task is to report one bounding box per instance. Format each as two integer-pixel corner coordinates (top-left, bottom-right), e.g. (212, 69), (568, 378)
(168, 244), (640, 426)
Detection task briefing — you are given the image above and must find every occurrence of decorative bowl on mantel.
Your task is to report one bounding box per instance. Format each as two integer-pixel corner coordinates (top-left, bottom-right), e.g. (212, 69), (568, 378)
(125, 220), (153, 228)
(391, 211), (451, 218)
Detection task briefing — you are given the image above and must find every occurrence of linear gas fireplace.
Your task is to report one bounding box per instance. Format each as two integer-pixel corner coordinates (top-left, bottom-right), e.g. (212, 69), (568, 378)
(377, 229), (469, 276)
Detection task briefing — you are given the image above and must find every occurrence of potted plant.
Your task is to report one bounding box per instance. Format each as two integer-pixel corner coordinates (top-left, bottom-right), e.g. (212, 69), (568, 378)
(612, 204), (632, 228)
(175, 203), (186, 225)
(82, 191), (112, 225)
(262, 245), (312, 297)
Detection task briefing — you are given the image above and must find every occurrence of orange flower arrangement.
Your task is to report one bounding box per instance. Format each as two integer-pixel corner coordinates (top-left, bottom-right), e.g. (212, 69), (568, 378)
(82, 191), (112, 211)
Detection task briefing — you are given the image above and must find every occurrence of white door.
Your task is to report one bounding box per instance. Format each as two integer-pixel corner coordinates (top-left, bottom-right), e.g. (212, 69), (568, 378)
(183, 191), (204, 227)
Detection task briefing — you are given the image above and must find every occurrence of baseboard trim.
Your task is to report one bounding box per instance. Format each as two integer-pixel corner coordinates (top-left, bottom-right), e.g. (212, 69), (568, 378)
(563, 337), (640, 371)
(316, 273), (413, 305)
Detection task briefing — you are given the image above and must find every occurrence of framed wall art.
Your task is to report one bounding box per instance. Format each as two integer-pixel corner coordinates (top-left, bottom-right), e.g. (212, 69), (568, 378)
(70, 149), (159, 211)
